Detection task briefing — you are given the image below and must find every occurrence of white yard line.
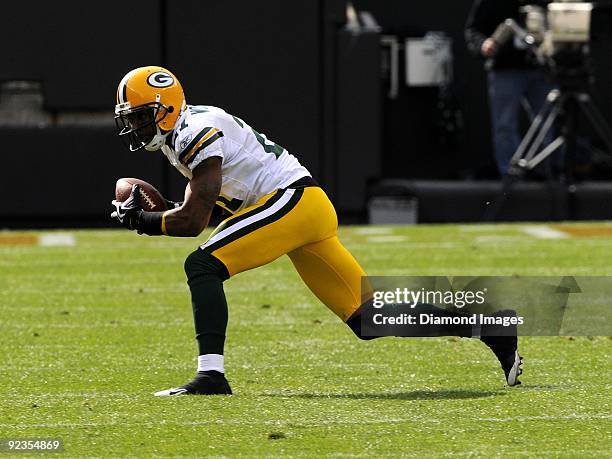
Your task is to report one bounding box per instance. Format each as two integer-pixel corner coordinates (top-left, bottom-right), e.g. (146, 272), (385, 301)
(473, 236), (530, 244)
(366, 236), (410, 243)
(352, 241), (463, 249)
(521, 225), (569, 240)
(389, 241), (463, 249)
(38, 233), (76, 247)
(458, 224), (509, 232)
(352, 227), (394, 235)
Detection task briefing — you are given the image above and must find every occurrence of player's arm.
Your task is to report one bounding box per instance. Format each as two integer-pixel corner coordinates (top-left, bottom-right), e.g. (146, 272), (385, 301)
(160, 156), (222, 237)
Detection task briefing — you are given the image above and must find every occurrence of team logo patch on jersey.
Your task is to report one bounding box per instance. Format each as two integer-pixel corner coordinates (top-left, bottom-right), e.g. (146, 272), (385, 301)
(147, 71), (174, 88)
(180, 134), (193, 151)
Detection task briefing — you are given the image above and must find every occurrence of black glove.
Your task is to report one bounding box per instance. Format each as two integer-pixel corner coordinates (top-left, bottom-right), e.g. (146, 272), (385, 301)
(111, 184), (143, 231)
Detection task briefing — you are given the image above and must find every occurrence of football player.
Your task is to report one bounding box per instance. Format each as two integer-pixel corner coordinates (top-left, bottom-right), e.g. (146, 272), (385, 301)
(111, 66), (522, 395)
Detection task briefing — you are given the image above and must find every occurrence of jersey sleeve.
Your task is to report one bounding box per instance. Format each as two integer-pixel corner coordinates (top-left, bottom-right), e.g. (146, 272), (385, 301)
(176, 126), (224, 171)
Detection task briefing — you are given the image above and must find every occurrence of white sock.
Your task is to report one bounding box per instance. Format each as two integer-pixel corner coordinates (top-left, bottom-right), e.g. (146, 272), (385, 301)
(197, 354), (224, 373)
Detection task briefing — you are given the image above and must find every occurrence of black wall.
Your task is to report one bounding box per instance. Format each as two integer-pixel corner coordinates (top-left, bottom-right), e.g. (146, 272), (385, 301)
(167, 1), (322, 174)
(0, 0), (348, 226)
(2, 127), (164, 217)
(354, 0), (494, 177)
(1, 0), (162, 110)
(164, 0), (324, 198)
(1, 1), (610, 226)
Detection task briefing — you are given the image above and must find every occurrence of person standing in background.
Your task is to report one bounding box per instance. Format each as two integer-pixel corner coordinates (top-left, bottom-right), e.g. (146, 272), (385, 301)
(465, 0), (553, 175)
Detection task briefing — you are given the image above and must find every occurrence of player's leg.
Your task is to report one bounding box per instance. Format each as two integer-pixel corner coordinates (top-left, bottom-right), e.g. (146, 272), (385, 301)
(184, 188), (308, 363)
(156, 185), (335, 396)
(288, 237), (475, 338)
(289, 238), (522, 385)
(204, 186), (337, 276)
(287, 236), (365, 323)
(154, 250), (232, 396)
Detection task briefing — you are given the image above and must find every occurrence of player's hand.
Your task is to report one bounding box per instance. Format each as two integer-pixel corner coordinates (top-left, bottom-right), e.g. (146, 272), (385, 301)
(111, 184), (143, 231)
(481, 38), (498, 58)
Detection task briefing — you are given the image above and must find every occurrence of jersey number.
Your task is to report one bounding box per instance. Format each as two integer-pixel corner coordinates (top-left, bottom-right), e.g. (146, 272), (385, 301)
(233, 116), (284, 159)
(178, 107), (210, 133)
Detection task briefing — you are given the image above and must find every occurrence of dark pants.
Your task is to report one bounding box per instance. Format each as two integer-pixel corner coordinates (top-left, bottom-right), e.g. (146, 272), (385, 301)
(488, 69), (555, 174)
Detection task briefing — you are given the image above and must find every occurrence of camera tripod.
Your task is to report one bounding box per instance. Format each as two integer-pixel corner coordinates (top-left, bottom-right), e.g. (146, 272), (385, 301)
(483, 78), (612, 221)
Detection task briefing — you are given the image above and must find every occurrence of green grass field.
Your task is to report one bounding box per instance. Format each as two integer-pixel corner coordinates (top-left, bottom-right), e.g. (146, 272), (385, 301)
(1, 223), (611, 457)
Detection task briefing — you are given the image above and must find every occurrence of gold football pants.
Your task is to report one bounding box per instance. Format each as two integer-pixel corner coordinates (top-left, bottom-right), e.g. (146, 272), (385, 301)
(201, 186), (366, 321)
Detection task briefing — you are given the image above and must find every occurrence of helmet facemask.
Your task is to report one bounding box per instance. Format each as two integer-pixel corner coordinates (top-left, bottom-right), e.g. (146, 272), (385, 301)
(115, 102), (172, 152)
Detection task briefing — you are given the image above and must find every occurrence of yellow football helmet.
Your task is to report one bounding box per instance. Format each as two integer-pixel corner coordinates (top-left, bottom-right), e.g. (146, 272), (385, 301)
(115, 66), (186, 151)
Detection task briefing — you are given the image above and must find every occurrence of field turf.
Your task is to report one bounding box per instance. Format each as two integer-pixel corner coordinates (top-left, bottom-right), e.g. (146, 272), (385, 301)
(0, 223), (610, 457)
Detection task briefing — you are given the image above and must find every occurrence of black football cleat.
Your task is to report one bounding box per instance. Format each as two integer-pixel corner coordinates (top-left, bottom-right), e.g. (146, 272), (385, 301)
(154, 370), (232, 396)
(480, 309), (523, 386)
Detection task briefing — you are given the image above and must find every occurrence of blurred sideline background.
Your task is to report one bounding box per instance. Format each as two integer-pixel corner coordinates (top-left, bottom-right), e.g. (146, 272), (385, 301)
(2, 0), (612, 228)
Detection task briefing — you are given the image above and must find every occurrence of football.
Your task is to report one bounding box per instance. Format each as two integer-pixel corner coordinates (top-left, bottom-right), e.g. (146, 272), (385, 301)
(115, 178), (168, 212)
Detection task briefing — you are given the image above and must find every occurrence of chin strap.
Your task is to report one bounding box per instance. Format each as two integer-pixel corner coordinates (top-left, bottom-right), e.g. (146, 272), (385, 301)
(145, 127), (171, 151)
(145, 104), (184, 151)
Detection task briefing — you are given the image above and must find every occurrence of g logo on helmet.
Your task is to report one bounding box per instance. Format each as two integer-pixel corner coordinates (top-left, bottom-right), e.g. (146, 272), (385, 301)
(147, 71), (174, 88)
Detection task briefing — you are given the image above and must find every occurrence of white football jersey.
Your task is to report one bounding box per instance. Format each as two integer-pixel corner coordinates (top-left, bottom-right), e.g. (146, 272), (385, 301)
(161, 105), (311, 214)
